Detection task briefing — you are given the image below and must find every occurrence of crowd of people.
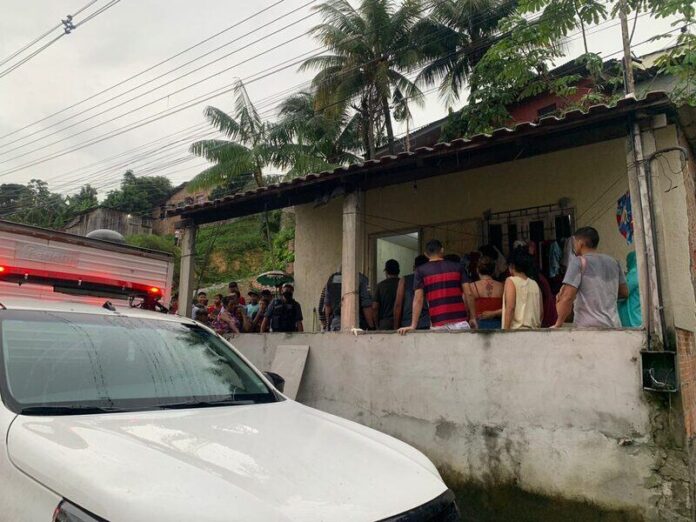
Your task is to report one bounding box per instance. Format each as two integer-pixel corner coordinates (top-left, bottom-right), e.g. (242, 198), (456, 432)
(170, 280), (304, 336)
(168, 225), (638, 336)
(317, 226), (635, 334)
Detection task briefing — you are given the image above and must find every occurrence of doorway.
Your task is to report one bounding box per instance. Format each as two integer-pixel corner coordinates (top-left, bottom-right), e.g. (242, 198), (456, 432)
(374, 231), (420, 283)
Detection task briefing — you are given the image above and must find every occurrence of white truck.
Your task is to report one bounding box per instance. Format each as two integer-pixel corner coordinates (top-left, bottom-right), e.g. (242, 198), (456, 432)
(0, 220), (174, 309)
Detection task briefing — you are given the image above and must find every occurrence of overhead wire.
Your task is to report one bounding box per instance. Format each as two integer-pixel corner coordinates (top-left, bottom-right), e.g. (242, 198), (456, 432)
(0, 0), (120, 80)
(2, 6), (672, 216)
(0, 1), (541, 177)
(0, 0), (320, 154)
(0, 0), (99, 68)
(0, 0), (288, 142)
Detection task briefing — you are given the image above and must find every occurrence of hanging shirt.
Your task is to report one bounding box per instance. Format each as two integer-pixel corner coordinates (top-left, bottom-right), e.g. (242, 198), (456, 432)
(549, 241), (562, 278)
(414, 259), (469, 327)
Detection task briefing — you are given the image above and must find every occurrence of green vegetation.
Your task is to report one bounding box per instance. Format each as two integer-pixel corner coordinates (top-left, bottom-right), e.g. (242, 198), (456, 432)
(0, 180), (98, 229)
(103, 170), (172, 214)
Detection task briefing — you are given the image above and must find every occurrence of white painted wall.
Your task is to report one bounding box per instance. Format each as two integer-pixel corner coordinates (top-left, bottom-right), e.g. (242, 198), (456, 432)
(231, 330), (690, 520)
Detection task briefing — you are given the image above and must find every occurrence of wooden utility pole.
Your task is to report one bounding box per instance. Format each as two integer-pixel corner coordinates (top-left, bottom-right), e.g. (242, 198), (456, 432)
(618, 0), (636, 95)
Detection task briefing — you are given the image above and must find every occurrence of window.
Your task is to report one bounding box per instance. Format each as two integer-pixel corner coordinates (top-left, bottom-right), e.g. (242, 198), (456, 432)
(484, 204), (574, 256)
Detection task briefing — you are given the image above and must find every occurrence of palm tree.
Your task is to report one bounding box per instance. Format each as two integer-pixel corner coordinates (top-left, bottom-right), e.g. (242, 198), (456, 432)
(188, 80), (271, 191)
(414, 0), (517, 103)
(301, 0), (425, 158)
(269, 91), (362, 176)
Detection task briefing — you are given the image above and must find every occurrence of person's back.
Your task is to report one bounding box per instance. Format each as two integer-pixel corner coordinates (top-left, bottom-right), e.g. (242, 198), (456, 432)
(401, 273), (430, 329)
(504, 276), (542, 329)
(555, 227), (627, 328)
(415, 258), (468, 328)
(376, 277), (399, 329)
(568, 253), (624, 327)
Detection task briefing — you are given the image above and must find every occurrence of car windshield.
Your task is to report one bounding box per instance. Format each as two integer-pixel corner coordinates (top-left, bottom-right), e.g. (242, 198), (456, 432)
(0, 310), (276, 415)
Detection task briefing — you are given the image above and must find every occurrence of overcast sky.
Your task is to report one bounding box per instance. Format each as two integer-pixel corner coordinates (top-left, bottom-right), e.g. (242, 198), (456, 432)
(0, 0), (678, 197)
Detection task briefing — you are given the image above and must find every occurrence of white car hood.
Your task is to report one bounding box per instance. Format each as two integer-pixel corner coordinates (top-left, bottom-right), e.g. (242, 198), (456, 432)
(8, 400), (446, 522)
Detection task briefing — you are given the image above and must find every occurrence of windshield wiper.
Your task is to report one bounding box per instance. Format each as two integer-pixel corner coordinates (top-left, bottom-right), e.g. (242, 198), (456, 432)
(156, 397), (257, 410)
(20, 405), (127, 416)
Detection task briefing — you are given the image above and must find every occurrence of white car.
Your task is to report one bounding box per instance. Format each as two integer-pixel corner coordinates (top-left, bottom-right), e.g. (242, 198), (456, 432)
(0, 298), (459, 522)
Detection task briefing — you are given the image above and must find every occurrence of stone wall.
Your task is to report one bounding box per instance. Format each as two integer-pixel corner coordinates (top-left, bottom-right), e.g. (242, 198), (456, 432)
(231, 329), (693, 521)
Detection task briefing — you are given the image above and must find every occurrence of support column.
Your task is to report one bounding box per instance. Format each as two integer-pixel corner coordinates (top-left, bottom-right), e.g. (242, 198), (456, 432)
(178, 220), (197, 319)
(341, 190), (364, 331)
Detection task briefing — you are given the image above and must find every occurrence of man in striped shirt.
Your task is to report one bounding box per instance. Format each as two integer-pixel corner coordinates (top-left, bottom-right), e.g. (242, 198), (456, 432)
(398, 239), (476, 334)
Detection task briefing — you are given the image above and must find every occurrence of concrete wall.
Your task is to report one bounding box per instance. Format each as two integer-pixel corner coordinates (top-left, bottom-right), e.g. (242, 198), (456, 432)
(294, 138), (633, 317)
(63, 208), (152, 237)
(294, 197), (344, 323)
(232, 330), (691, 521)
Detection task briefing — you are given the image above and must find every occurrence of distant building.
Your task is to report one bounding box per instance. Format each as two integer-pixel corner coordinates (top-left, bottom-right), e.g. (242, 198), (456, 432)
(152, 183), (212, 236)
(62, 207), (152, 237)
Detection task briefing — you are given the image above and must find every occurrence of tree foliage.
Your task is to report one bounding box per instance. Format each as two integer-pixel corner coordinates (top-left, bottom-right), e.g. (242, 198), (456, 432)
(103, 170), (172, 214)
(301, 0), (425, 157)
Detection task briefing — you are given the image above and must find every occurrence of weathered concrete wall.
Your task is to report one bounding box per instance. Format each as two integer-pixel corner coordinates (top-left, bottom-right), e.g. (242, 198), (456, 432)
(364, 138), (631, 263)
(63, 208), (152, 237)
(294, 197), (344, 324)
(293, 138), (633, 327)
(232, 330), (692, 521)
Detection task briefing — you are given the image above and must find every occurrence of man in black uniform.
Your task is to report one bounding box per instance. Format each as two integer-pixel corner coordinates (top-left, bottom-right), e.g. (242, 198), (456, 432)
(261, 283), (304, 332)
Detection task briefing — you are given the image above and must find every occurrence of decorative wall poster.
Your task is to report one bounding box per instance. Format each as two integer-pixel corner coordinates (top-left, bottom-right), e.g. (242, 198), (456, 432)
(616, 191), (633, 245)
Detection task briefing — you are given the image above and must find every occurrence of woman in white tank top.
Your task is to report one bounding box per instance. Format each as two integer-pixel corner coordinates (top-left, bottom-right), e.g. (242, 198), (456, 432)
(502, 250), (543, 329)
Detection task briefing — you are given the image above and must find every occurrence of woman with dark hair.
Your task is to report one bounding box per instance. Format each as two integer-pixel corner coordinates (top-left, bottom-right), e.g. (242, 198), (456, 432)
(503, 249), (543, 330)
(465, 256), (503, 329)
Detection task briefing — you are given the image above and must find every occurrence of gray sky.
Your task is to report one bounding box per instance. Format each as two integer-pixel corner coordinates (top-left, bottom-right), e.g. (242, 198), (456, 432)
(0, 0), (678, 197)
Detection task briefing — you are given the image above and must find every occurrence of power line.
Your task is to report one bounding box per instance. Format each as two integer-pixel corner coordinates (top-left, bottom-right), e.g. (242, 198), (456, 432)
(0, 0), (99, 68)
(0, 0), (320, 154)
(0, 1), (526, 175)
(0, 0), (288, 143)
(0, 0), (121, 80)
(2, 7), (671, 209)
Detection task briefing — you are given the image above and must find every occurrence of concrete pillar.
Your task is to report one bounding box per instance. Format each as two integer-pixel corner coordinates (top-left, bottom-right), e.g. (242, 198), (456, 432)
(178, 221), (197, 319)
(341, 190), (363, 331)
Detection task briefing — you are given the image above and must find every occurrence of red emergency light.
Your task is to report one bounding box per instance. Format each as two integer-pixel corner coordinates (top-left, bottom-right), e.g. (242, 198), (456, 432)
(0, 264), (162, 299)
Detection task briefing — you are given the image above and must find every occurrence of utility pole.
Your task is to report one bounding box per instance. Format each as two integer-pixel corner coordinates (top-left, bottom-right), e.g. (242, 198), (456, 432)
(619, 0), (664, 346)
(618, 0), (636, 95)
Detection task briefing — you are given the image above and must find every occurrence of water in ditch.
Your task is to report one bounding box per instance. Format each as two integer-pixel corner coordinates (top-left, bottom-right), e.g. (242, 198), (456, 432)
(451, 483), (644, 522)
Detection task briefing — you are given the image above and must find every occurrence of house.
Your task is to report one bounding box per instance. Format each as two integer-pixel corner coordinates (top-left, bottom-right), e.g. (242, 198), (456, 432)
(151, 183), (212, 236)
(62, 207), (152, 237)
(168, 92), (696, 519)
(380, 47), (679, 156)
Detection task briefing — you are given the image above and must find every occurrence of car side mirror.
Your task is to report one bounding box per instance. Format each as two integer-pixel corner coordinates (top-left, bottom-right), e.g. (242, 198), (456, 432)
(264, 371), (285, 393)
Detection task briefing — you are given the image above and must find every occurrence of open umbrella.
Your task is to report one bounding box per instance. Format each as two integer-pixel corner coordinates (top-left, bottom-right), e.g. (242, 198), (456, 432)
(256, 271), (294, 288)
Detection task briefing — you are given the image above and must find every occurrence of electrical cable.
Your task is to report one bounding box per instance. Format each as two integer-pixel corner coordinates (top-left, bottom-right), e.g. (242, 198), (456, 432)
(2, 9), (674, 214)
(0, 0), (320, 153)
(0, 0), (120, 80)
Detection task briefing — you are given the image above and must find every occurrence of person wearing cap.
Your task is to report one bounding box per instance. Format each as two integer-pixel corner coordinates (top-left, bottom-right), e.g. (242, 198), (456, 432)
(373, 259), (401, 330)
(261, 283), (303, 333)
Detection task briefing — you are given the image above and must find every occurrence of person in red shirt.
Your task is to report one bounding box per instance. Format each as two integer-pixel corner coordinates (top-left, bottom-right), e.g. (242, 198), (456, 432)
(399, 239), (476, 334)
